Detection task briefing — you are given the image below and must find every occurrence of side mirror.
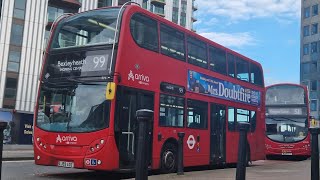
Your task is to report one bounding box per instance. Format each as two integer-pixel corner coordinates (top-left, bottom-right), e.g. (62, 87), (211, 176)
(106, 82), (116, 100)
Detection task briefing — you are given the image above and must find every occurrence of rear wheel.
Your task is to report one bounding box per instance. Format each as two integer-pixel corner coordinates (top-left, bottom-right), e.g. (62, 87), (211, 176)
(160, 143), (177, 173)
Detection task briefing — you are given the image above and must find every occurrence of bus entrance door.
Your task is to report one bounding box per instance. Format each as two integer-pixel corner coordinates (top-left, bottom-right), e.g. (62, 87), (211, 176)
(210, 104), (226, 165)
(115, 87), (154, 169)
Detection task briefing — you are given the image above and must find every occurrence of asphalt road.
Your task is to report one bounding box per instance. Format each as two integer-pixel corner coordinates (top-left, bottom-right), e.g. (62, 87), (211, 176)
(1, 159), (312, 180)
(2, 160), (135, 180)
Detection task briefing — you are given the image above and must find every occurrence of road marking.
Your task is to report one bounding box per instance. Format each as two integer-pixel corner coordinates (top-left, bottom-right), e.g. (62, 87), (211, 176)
(3, 160), (34, 163)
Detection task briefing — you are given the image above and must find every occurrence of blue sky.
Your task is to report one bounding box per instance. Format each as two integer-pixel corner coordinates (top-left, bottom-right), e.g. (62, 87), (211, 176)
(194, 0), (301, 86)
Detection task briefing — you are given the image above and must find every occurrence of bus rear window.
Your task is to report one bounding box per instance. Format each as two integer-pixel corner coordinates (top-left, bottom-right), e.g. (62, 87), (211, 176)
(250, 63), (263, 86)
(51, 8), (120, 49)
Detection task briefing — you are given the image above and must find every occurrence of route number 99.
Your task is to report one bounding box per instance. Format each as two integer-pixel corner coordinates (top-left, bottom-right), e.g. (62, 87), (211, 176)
(93, 56), (106, 68)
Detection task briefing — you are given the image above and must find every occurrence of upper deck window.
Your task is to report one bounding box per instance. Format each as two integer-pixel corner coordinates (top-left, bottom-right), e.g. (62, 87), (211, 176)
(187, 36), (207, 68)
(160, 24), (185, 61)
(236, 57), (249, 82)
(130, 13), (159, 52)
(51, 8), (120, 49)
(250, 63), (263, 86)
(227, 53), (235, 77)
(266, 85), (305, 105)
(209, 46), (226, 75)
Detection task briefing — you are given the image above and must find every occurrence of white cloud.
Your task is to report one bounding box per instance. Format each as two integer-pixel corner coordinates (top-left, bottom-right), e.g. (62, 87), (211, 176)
(199, 32), (256, 49)
(197, 0), (300, 22)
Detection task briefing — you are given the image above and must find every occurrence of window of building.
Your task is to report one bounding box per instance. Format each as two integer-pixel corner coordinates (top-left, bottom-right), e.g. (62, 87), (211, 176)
(304, 25), (310, 36)
(311, 100), (317, 111)
(187, 36), (207, 68)
(160, 24), (185, 61)
(236, 57), (249, 82)
(311, 42), (318, 53)
(142, 0), (147, 9)
(98, 0), (112, 7)
(181, 1), (187, 13)
(313, 4), (318, 16)
(7, 50), (21, 72)
(13, 0), (26, 19)
(250, 63), (263, 86)
(3, 78), (18, 99)
(305, 7), (310, 18)
(180, 14), (186, 27)
(47, 6), (65, 22)
(301, 63), (309, 74)
(303, 44), (309, 55)
(151, 4), (164, 15)
(10, 23), (24, 46)
(312, 23), (318, 35)
(227, 54), (235, 77)
(0, 0), (2, 17)
(302, 62), (318, 75)
(159, 94), (184, 127)
(208, 46), (226, 75)
(118, 0), (130, 5)
(130, 13), (158, 52)
(187, 99), (208, 129)
(311, 80), (317, 91)
(172, 10), (179, 24)
(301, 81), (309, 89)
(173, 0), (179, 7)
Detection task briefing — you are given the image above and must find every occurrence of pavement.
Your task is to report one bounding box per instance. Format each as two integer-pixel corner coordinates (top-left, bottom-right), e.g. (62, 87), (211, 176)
(2, 144), (33, 161)
(136, 159), (312, 180)
(0, 145), (315, 180)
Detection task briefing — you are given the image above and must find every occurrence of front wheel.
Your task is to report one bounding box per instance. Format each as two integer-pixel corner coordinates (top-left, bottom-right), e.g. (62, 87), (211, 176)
(160, 143), (177, 173)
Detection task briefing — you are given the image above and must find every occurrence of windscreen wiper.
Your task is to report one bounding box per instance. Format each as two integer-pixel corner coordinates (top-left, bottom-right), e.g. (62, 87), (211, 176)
(267, 117), (304, 124)
(66, 77), (106, 86)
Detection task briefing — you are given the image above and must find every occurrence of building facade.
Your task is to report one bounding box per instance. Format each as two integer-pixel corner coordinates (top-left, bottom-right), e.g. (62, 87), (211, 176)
(301, 0), (320, 119)
(0, 0), (197, 144)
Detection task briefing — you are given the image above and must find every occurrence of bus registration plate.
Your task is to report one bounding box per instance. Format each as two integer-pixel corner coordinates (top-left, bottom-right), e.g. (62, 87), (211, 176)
(58, 161), (74, 168)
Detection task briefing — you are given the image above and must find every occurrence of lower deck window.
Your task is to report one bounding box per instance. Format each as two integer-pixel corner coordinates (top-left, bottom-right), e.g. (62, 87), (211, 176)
(228, 106), (256, 132)
(187, 99), (208, 129)
(159, 94), (184, 127)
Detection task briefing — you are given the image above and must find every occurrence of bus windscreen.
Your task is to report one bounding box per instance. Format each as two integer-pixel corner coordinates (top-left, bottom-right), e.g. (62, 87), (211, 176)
(266, 85), (305, 105)
(51, 8), (120, 49)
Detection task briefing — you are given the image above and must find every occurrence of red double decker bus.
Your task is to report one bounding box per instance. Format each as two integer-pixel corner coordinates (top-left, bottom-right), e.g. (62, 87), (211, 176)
(265, 84), (311, 159)
(34, 4), (265, 172)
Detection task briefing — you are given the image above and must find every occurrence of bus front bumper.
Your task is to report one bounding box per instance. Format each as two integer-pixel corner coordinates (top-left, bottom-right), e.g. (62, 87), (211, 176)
(34, 136), (119, 171)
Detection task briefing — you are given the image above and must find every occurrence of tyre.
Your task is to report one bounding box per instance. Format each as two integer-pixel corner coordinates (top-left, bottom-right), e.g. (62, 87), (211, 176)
(160, 143), (177, 173)
(246, 148), (251, 167)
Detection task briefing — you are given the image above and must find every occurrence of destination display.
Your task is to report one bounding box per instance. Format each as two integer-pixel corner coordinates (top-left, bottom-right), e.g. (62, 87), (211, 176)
(45, 49), (112, 78)
(187, 70), (261, 106)
(160, 82), (185, 95)
(266, 107), (307, 116)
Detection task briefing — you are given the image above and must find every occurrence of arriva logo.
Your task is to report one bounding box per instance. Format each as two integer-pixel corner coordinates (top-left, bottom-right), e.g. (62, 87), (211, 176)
(128, 70), (150, 86)
(56, 134), (78, 144)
